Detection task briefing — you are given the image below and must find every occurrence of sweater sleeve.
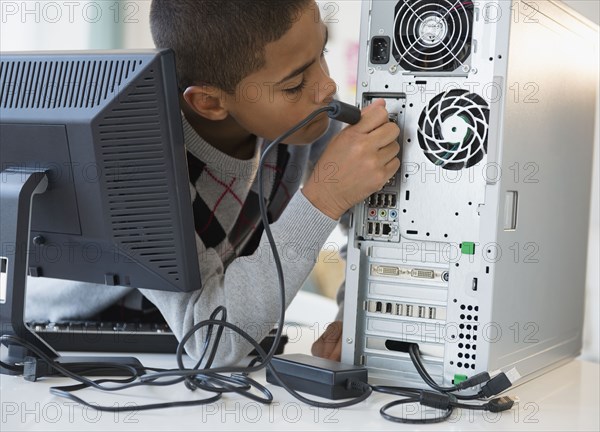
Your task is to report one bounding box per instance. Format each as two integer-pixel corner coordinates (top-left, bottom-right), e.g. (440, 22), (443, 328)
(139, 190), (338, 366)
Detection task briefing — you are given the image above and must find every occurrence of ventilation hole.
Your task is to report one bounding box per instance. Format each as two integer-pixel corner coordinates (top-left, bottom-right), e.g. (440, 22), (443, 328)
(473, 335), (478, 340)
(475, 306), (479, 311)
(465, 353), (470, 359)
(466, 325), (471, 330)
(458, 353), (463, 358)
(460, 314), (465, 319)
(472, 345), (476, 350)
(472, 354), (476, 360)
(464, 363), (470, 368)
(459, 324), (465, 329)
(471, 364), (476, 369)
(459, 333), (464, 339)
(458, 343), (464, 348)
(460, 305), (466, 310)
(466, 334), (471, 340)
(457, 362), (463, 368)
(467, 315), (472, 320)
(467, 305), (473, 311)
(465, 344), (470, 349)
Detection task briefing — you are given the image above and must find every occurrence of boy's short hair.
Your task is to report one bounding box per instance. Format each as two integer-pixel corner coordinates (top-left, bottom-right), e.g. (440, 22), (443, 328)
(150, 0), (313, 93)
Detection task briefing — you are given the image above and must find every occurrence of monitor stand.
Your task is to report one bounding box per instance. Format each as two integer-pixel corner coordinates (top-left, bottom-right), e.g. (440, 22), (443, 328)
(1, 169), (143, 377)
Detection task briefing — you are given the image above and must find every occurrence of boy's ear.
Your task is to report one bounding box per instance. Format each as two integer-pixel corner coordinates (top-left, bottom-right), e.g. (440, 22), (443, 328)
(182, 85), (229, 121)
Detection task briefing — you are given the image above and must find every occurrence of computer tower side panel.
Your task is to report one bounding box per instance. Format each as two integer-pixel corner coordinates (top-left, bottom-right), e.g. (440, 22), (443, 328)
(483, 0), (597, 375)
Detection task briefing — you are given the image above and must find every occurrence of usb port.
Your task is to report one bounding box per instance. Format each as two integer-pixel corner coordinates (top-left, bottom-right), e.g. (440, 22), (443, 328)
(375, 301), (382, 313)
(386, 303), (393, 314)
(405, 304), (413, 317)
(418, 306), (426, 318)
(428, 307), (437, 320)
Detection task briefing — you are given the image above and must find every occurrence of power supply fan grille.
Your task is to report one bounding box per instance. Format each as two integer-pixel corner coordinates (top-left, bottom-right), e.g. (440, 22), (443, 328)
(393, 0), (474, 71)
(417, 89), (489, 170)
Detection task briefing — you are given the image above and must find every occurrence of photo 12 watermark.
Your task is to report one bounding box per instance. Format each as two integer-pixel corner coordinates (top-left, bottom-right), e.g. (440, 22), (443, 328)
(1, 1), (141, 25)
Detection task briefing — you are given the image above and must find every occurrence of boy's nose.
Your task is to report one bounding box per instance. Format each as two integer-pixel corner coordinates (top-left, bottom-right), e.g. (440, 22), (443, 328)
(317, 76), (338, 104)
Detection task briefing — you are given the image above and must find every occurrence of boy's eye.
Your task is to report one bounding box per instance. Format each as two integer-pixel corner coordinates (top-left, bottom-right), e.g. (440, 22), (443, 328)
(284, 79), (307, 95)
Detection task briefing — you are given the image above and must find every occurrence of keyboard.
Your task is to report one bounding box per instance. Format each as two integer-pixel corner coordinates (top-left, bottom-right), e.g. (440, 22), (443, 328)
(28, 320), (287, 355)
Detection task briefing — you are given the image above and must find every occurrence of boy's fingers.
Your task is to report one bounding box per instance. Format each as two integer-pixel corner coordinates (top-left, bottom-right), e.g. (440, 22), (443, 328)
(328, 339), (342, 361)
(352, 100), (389, 134)
(369, 122), (400, 149)
(379, 140), (401, 162)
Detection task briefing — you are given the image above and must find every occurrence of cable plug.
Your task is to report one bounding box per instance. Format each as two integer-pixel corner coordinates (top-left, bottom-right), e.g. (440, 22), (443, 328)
(23, 356), (52, 382)
(485, 396), (519, 412)
(481, 368), (521, 397)
(346, 379), (371, 393)
(419, 390), (457, 410)
(455, 371), (491, 390)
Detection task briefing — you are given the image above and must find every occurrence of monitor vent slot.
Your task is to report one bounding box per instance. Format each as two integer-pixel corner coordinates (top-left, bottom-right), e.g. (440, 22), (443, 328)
(0, 59), (141, 109)
(97, 68), (182, 285)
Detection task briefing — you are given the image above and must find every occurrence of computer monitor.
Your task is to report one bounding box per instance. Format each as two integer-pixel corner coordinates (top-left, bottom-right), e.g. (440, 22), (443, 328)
(0, 49), (201, 368)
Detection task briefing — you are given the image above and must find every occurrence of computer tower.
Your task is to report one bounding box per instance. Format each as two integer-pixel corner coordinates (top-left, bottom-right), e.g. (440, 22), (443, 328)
(341, 0), (598, 387)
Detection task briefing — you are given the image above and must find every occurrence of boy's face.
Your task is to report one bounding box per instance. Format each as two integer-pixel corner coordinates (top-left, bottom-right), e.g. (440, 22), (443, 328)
(224, 2), (336, 144)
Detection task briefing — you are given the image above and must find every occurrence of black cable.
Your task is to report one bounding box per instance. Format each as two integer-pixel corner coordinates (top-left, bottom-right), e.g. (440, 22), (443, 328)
(2, 100), (520, 422)
(1, 103), (373, 412)
(379, 397), (453, 424)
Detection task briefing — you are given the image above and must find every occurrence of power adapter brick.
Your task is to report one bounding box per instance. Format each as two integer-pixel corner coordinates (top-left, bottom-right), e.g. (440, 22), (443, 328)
(266, 353), (368, 400)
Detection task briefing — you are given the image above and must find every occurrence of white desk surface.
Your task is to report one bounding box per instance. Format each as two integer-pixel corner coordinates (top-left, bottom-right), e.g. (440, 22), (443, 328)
(1, 324), (599, 432)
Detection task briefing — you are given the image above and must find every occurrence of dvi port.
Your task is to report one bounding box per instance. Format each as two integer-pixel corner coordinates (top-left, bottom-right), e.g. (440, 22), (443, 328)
(411, 268), (435, 279)
(373, 265), (400, 276)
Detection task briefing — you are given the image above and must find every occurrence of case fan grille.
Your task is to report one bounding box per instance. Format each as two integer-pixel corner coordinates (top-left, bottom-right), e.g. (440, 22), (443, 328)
(417, 89), (489, 170)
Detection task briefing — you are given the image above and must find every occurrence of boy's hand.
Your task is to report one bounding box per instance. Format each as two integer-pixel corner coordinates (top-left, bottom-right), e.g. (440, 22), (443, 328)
(311, 321), (342, 361)
(303, 99), (401, 220)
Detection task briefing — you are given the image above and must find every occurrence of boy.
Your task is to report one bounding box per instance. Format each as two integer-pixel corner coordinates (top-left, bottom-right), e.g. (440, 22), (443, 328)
(27, 0), (400, 365)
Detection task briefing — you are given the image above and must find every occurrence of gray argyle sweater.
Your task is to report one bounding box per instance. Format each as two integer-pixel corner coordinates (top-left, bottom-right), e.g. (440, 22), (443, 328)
(26, 114), (341, 365)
